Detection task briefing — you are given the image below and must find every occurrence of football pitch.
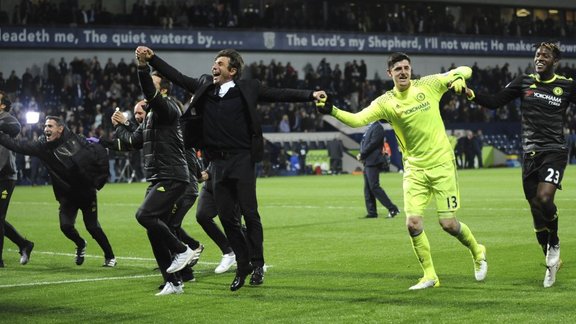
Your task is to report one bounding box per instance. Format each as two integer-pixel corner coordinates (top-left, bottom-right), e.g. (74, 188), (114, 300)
(1, 167), (575, 323)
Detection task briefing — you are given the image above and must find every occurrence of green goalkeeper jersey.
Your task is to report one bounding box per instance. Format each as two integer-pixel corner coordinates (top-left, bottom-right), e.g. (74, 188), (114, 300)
(332, 66), (471, 169)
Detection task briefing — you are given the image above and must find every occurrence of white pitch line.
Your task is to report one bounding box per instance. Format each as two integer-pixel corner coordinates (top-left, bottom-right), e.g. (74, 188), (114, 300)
(6, 249), (220, 265)
(0, 274), (160, 289)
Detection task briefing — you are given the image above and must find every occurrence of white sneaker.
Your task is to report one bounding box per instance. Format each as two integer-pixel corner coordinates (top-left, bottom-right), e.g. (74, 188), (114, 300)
(215, 253), (236, 274)
(409, 277), (440, 290)
(474, 244), (487, 281)
(545, 244), (560, 267)
(166, 245), (194, 273)
(189, 244), (204, 267)
(544, 259), (562, 288)
(103, 258), (117, 267)
(155, 282), (183, 296)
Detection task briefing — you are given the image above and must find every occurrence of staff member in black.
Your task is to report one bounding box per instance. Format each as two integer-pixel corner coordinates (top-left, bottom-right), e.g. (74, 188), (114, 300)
(358, 121), (400, 218)
(0, 91), (34, 267)
(105, 56), (198, 296)
(110, 99), (204, 285)
(136, 46), (326, 291)
(196, 164), (242, 274)
(0, 115), (115, 267)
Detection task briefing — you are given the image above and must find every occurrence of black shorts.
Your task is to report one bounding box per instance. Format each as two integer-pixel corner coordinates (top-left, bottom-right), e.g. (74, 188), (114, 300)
(522, 150), (567, 200)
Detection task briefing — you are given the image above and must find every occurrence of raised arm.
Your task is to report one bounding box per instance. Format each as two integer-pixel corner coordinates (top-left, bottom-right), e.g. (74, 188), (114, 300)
(465, 75), (523, 109)
(315, 95), (383, 128)
(136, 46), (202, 92)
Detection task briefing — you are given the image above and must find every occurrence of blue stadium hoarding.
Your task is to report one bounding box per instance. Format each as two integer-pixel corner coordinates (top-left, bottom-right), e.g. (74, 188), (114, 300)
(1, 26), (575, 57)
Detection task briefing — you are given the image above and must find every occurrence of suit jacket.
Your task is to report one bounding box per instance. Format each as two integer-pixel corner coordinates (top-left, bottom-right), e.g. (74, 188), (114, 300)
(149, 55), (314, 162)
(360, 122), (386, 167)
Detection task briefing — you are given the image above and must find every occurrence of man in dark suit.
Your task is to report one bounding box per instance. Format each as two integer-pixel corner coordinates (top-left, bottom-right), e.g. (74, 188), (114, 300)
(358, 121), (400, 218)
(136, 46), (326, 291)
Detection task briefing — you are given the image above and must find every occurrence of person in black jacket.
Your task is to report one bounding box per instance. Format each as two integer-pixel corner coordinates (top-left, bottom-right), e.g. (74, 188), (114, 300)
(0, 91), (34, 267)
(136, 46), (326, 291)
(104, 55), (200, 296)
(357, 121), (400, 218)
(0, 114), (115, 267)
(109, 98), (204, 286)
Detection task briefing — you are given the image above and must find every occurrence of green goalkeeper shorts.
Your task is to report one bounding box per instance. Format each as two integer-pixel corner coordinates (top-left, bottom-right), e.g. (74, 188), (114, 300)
(403, 159), (460, 218)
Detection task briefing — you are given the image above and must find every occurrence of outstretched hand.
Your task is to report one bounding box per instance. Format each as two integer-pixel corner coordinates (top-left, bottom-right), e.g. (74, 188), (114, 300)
(449, 77), (467, 95)
(315, 94), (333, 115)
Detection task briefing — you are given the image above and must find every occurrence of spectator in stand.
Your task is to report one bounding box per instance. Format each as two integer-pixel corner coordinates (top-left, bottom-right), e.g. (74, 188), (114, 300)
(472, 129), (484, 168)
(326, 138), (344, 175)
(296, 140), (308, 175)
(278, 114), (290, 133)
(464, 130), (475, 169)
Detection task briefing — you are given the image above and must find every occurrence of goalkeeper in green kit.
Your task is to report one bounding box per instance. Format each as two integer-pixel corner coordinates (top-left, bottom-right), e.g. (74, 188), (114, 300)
(316, 52), (487, 290)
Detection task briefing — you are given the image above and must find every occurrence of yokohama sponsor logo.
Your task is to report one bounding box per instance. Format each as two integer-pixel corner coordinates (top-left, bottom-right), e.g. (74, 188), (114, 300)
(534, 92), (561, 103)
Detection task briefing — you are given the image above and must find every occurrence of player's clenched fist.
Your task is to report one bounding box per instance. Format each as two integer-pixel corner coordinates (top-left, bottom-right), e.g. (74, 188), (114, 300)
(135, 46), (155, 62)
(315, 94), (333, 115)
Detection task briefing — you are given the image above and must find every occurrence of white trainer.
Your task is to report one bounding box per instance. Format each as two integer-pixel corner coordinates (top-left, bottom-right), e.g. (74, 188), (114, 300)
(155, 282), (183, 296)
(545, 244), (560, 267)
(215, 252), (236, 274)
(474, 244), (488, 281)
(544, 259), (562, 288)
(189, 244), (204, 267)
(409, 277), (440, 290)
(166, 245), (194, 273)
(103, 258), (117, 267)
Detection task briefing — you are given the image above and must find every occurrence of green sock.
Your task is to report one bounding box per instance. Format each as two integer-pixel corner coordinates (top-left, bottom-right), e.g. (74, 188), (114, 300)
(456, 222), (482, 259)
(410, 231), (437, 279)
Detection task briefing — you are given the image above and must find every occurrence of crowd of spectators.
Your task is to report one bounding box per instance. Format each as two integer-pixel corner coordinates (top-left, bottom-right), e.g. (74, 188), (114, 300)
(2, 54), (576, 182)
(2, 55), (576, 142)
(3, 0), (575, 38)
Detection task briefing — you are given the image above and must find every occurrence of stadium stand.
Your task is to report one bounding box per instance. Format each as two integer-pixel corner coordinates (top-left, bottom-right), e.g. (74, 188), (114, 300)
(1, 0), (576, 177)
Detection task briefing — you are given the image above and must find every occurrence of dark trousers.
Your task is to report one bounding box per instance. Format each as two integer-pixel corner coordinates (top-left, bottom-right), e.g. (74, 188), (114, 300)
(0, 180), (29, 261)
(167, 183), (200, 250)
(58, 191), (115, 259)
(196, 181), (233, 255)
(211, 153), (264, 274)
(136, 180), (188, 284)
(363, 165), (395, 216)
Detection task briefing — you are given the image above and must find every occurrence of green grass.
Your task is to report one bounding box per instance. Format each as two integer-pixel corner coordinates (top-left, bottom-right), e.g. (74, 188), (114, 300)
(1, 167), (576, 323)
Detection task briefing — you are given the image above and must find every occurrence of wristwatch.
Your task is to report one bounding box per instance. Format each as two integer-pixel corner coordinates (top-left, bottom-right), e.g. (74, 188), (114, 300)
(123, 120), (130, 126)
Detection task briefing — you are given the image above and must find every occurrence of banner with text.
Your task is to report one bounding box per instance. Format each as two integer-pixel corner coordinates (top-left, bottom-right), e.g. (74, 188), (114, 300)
(1, 27), (575, 57)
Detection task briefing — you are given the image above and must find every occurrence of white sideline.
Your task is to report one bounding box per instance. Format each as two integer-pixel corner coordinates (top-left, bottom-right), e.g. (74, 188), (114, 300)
(6, 248), (220, 265)
(0, 274), (160, 288)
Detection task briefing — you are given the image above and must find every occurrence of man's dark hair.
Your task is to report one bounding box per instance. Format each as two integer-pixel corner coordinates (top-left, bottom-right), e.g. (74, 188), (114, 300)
(534, 42), (561, 60)
(387, 52), (411, 69)
(46, 115), (64, 126)
(0, 91), (12, 112)
(151, 70), (172, 94)
(216, 49), (244, 80)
